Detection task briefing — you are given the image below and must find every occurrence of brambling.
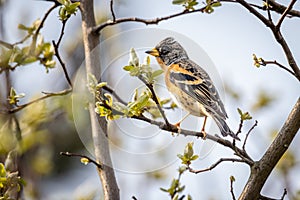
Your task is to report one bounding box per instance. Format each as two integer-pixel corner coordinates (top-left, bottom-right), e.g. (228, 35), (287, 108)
(146, 37), (239, 140)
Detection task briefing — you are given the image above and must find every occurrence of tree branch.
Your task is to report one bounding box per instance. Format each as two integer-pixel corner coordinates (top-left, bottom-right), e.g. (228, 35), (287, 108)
(60, 151), (102, 169)
(242, 120), (258, 151)
(138, 75), (170, 126)
(8, 88), (72, 113)
(239, 98), (300, 200)
(188, 158), (246, 174)
(260, 59), (296, 78)
(52, 18), (72, 88)
(230, 176), (237, 200)
(276, 0), (297, 29)
(230, 0), (300, 81)
(110, 0), (116, 22)
(130, 114), (254, 165)
(92, 7), (208, 34)
(267, 0), (300, 18)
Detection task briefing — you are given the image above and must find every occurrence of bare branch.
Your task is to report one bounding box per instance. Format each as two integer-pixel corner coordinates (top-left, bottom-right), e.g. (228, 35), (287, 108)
(93, 7), (207, 34)
(34, 3), (59, 40)
(230, 0), (274, 28)
(276, 0), (297, 29)
(260, 59), (296, 78)
(280, 188), (287, 200)
(267, 0), (300, 18)
(242, 120), (258, 151)
(271, 28), (300, 81)
(102, 85), (127, 105)
(60, 152), (102, 169)
(227, 0), (300, 81)
(0, 40), (14, 49)
(138, 75), (171, 126)
(110, 0), (116, 22)
(266, 0), (273, 22)
(188, 158), (246, 174)
(8, 88), (72, 113)
(56, 19), (67, 47)
(230, 176), (237, 200)
(52, 19), (73, 88)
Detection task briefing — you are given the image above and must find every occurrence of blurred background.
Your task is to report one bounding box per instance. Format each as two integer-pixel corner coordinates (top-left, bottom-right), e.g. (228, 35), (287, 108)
(0, 0), (299, 199)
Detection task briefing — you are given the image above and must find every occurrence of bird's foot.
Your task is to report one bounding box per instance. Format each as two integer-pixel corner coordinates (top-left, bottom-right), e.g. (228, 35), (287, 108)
(201, 130), (207, 140)
(171, 122), (181, 136)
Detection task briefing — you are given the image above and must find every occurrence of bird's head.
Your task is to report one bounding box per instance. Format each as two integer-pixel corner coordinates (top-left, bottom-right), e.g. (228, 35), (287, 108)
(145, 37), (188, 67)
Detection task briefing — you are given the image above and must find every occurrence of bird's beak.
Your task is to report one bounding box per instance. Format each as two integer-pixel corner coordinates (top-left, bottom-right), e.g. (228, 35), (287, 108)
(145, 48), (160, 57)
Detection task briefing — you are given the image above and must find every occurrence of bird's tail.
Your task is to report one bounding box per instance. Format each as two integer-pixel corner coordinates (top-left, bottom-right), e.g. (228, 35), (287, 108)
(213, 117), (240, 141)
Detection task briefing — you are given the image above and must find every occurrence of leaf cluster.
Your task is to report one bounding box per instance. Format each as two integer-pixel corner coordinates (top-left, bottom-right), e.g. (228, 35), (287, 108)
(57, 0), (80, 21)
(123, 48), (164, 84)
(91, 48), (171, 120)
(172, 0), (221, 13)
(204, 0), (222, 13)
(0, 19), (56, 73)
(252, 54), (265, 68)
(7, 88), (25, 106)
(172, 0), (199, 11)
(0, 163), (24, 200)
(237, 108), (252, 121)
(177, 142), (199, 166)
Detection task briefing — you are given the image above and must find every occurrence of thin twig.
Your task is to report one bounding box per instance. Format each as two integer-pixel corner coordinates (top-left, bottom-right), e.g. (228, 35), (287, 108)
(280, 188), (287, 200)
(102, 85), (127, 105)
(233, 118), (243, 146)
(28, 3), (59, 53)
(276, 0), (297, 29)
(230, 176), (237, 200)
(224, 0), (273, 28)
(56, 20), (67, 47)
(110, 0), (116, 22)
(261, 60), (296, 77)
(236, 118), (243, 136)
(35, 3), (59, 38)
(242, 120), (258, 151)
(52, 41), (73, 87)
(8, 88), (72, 113)
(138, 75), (170, 126)
(229, 0), (300, 81)
(0, 40), (14, 49)
(130, 113), (254, 165)
(93, 6), (207, 34)
(188, 158), (246, 174)
(60, 152), (102, 169)
(266, 0), (273, 23)
(267, 0), (300, 17)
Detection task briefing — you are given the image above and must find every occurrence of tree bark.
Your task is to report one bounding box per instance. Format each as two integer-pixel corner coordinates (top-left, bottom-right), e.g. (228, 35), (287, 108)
(80, 1), (120, 199)
(239, 98), (300, 200)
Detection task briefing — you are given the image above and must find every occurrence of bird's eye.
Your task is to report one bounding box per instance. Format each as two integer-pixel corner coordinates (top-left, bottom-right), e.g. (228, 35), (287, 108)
(160, 46), (170, 55)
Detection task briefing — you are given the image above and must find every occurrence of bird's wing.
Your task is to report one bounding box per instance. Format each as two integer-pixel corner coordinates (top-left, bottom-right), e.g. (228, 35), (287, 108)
(168, 59), (228, 119)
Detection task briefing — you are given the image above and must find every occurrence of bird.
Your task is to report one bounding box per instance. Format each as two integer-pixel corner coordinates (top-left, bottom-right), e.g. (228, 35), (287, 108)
(145, 37), (239, 140)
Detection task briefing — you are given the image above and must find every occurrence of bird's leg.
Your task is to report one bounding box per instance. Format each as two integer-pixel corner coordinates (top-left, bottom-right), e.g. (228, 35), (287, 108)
(174, 112), (190, 128)
(201, 116), (207, 139)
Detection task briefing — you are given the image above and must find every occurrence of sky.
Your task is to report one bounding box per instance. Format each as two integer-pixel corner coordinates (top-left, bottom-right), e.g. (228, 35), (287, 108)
(1, 0), (300, 199)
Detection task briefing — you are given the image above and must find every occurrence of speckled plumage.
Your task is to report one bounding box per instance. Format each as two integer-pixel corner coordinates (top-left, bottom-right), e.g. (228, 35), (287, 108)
(146, 37), (239, 140)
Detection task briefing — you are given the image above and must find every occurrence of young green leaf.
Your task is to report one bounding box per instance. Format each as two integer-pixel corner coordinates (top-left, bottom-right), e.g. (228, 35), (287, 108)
(172, 0), (186, 5)
(237, 108), (252, 121)
(129, 48), (139, 67)
(151, 69), (164, 78)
